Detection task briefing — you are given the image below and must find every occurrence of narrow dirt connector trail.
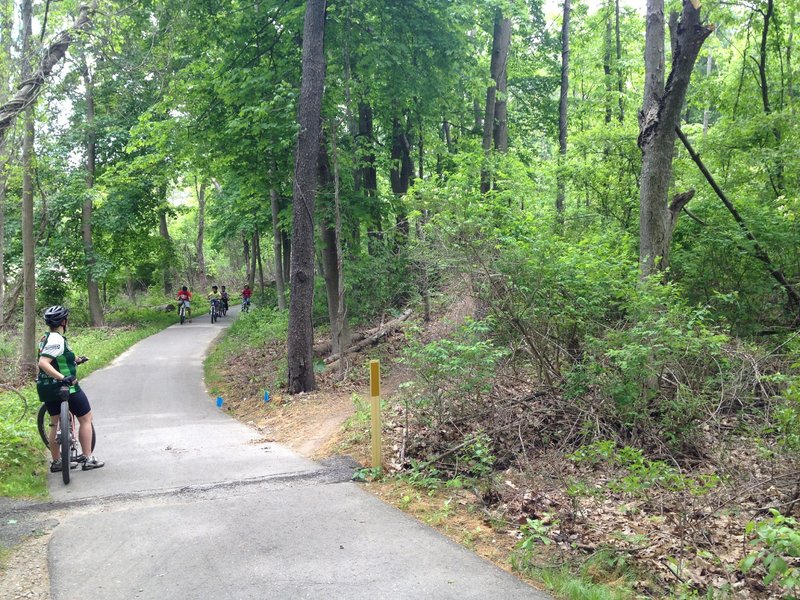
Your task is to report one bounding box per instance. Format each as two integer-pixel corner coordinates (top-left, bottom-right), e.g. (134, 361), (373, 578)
(41, 309), (549, 600)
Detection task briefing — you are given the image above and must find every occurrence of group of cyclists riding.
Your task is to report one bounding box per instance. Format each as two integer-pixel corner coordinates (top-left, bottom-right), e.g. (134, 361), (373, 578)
(36, 283), (254, 475)
(176, 283), (252, 322)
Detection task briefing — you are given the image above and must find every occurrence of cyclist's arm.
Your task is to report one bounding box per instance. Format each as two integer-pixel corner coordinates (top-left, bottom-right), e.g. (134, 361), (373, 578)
(38, 356), (66, 381)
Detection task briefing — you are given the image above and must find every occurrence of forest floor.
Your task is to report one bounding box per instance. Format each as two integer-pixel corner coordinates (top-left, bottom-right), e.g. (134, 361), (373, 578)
(212, 285), (794, 599)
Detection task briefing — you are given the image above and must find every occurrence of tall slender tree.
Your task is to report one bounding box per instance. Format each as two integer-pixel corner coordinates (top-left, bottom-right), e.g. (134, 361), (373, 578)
(287, 0), (327, 394)
(20, 0), (36, 374)
(556, 0), (570, 216)
(82, 56), (103, 326)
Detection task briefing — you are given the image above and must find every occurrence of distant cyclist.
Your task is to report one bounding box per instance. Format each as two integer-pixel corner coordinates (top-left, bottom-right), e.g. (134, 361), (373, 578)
(177, 286), (192, 322)
(242, 284), (252, 311)
(207, 285), (221, 317)
(220, 286), (229, 315)
(36, 306), (104, 472)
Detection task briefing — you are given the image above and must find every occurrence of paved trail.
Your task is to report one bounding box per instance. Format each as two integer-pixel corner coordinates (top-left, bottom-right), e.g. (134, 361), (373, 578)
(31, 309), (550, 599)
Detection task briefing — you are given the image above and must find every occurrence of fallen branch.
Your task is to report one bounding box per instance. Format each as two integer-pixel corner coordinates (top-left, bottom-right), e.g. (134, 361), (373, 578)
(676, 126), (800, 312)
(324, 308), (412, 366)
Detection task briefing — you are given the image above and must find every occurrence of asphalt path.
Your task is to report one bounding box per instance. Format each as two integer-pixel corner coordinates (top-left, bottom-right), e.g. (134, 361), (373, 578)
(41, 306), (550, 599)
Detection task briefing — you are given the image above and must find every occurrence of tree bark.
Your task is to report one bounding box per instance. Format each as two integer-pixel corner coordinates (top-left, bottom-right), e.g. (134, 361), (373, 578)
(287, 0), (326, 394)
(493, 20), (511, 153)
(270, 179), (286, 309)
(20, 0), (36, 375)
(390, 116), (413, 245)
(480, 9), (511, 194)
(158, 205), (172, 296)
(282, 230), (291, 284)
(557, 0), (571, 217)
(196, 180), (207, 289)
(82, 58), (103, 325)
(638, 0), (712, 276)
(0, 3), (94, 147)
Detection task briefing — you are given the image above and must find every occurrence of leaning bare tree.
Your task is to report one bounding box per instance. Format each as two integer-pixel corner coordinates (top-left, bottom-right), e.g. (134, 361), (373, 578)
(638, 0), (713, 276)
(287, 0), (327, 394)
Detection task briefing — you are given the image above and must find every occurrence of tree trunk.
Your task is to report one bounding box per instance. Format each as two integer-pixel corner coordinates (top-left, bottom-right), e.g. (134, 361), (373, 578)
(788, 5), (795, 106)
(615, 0), (624, 122)
(604, 0), (613, 124)
(243, 234), (252, 286)
(270, 180), (286, 309)
(493, 24), (511, 153)
(159, 207), (172, 295)
(287, 0), (326, 394)
(249, 229), (257, 289)
(0, 0), (12, 319)
(82, 59), (103, 326)
(390, 116), (413, 246)
(480, 9), (511, 194)
(282, 230), (291, 284)
(557, 0), (571, 217)
(358, 102), (380, 252)
(319, 132), (350, 358)
(20, 0), (36, 375)
(196, 180), (207, 289)
(638, 0), (712, 276)
(255, 227), (265, 296)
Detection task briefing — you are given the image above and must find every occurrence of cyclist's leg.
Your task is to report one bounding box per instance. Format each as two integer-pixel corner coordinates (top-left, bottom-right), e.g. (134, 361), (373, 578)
(70, 390), (95, 459)
(43, 398), (61, 460)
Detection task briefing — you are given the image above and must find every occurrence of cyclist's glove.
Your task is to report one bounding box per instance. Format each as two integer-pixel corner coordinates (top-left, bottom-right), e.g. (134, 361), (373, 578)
(61, 375), (77, 387)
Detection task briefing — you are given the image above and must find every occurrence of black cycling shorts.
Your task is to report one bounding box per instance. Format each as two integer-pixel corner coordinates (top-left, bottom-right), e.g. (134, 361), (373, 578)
(44, 389), (91, 418)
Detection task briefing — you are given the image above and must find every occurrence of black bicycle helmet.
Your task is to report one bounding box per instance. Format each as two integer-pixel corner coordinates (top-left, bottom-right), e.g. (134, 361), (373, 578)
(43, 305), (69, 326)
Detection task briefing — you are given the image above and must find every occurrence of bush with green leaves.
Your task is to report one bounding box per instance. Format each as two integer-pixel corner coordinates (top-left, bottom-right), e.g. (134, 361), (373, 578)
(568, 440), (720, 496)
(742, 509), (800, 595)
(400, 319), (508, 435)
(569, 280), (736, 452)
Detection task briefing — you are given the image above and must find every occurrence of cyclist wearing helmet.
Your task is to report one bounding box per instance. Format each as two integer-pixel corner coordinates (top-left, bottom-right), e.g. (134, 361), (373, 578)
(37, 305), (104, 472)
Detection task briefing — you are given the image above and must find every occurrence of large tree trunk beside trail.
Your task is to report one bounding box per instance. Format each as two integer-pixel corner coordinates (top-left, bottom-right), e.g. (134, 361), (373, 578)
(638, 0), (712, 277)
(287, 0), (327, 394)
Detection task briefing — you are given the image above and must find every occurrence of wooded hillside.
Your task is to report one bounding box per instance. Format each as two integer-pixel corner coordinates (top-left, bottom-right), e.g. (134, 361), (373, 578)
(0, 0), (798, 596)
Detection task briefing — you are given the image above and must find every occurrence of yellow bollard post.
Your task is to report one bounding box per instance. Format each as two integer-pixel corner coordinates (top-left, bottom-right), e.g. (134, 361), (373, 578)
(369, 359), (382, 471)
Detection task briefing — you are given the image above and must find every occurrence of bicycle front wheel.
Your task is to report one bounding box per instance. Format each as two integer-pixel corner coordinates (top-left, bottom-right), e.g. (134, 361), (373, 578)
(60, 402), (70, 485)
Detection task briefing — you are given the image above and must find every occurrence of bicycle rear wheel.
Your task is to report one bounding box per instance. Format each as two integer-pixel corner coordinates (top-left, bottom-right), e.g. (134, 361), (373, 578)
(60, 402), (71, 484)
(180, 307), (185, 324)
(37, 403), (50, 447)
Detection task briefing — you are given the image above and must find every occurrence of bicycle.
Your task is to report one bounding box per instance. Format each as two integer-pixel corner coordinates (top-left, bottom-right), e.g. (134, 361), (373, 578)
(36, 386), (95, 485)
(210, 299), (219, 323)
(221, 296), (229, 317)
(178, 300), (188, 325)
(241, 297), (250, 313)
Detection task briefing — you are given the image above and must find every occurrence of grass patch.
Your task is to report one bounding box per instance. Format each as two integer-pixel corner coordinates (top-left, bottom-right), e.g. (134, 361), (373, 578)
(204, 307), (288, 396)
(0, 310), (174, 498)
(512, 549), (638, 600)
